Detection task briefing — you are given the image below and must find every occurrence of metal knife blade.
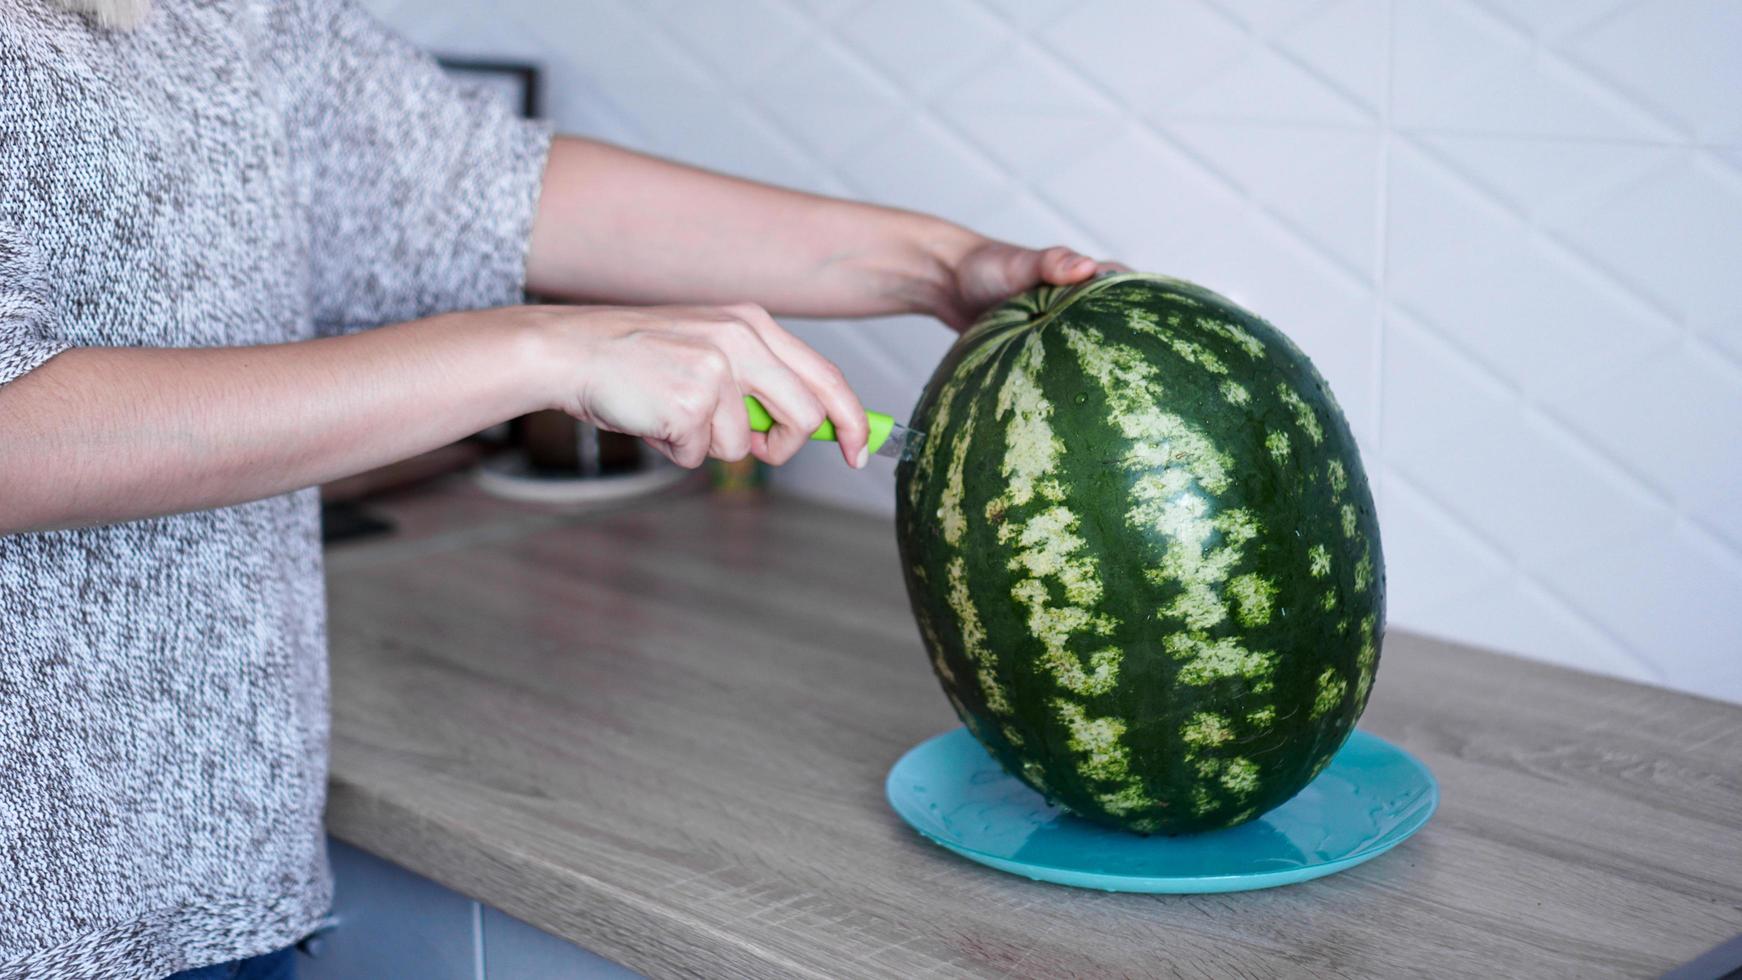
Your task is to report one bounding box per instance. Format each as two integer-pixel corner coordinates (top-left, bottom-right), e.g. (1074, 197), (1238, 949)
(876, 422), (926, 462)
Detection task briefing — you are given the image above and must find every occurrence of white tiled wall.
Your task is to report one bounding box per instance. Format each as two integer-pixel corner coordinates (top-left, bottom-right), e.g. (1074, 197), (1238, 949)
(365, 0), (1742, 704)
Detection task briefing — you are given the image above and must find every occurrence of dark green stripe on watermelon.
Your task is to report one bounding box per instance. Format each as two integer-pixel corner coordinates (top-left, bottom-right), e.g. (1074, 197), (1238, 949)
(896, 274), (1384, 834)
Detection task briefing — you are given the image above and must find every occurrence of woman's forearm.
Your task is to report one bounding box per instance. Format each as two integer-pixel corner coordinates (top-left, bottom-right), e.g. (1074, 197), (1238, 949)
(0, 311), (547, 534)
(525, 137), (985, 318)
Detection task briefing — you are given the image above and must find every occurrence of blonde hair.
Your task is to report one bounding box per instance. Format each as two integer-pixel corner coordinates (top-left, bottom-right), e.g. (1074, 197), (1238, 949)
(55, 0), (151, 30)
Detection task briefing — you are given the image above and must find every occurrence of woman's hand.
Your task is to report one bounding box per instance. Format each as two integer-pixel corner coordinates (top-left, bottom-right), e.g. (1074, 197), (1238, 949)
(931, 240), (1129, 331)
(526, 303), (870, 470)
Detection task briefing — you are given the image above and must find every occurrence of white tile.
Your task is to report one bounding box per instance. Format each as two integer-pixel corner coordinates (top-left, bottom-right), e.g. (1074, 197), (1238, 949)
(932, 42), (1124, 184)
(1552, 520), (1742, 703)
(1547, 155), (1742, 329)
(650, 99), (827, 194)
(1385, 142), (1675, 397)
(1381, 315), (1658, 570)
(1167, 122), (1381, 279)
(834, 0), (1008, 97)
(1278, 0), (1389, 115)
(1037, 126), (1246, 264)
(1704, 319), (1742, 366)
(1162, 46), (1373, 126)
(782, 0), (862, 22)
(1380, 309), (1514, 463)
(1041, 0), (1247, 111)
(1392, 1), (1669, 140)
(371, 0), (548, 62)
(1391, 1), (1524, 126)
(1469, 0), (1631, 40)
(974, 0), (1079, 32)
(1411, 135), (1665, 221)
(491, 0), (685, 85)
(1568, 0), (1742, 144)
(1549, 344), (1742, 549)
(1378, 470), (1510, 624)
(1211, 0), (1318, 35)
(740, 37), (907, 160)
(646, 0), (812, 80)
(831, 115), (1011, 225)
(1385, 139), (1518, 293)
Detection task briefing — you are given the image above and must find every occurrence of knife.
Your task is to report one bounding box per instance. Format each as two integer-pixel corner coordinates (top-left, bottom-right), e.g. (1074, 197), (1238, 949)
(743, 396), (926, 463)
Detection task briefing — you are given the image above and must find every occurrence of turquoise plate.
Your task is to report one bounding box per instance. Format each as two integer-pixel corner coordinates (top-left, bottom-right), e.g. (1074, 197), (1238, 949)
(886, 727), (1437, 893)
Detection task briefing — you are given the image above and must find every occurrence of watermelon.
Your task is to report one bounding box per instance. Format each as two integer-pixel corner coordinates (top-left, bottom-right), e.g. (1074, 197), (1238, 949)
(895, 273), (1383, 834)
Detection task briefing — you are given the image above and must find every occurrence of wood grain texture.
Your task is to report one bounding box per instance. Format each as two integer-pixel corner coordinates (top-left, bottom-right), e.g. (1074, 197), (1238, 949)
(323, 481), (1742, 980)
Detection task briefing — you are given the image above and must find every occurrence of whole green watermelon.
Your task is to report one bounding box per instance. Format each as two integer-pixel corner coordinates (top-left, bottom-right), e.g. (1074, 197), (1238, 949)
(895, 273), (1383, 835)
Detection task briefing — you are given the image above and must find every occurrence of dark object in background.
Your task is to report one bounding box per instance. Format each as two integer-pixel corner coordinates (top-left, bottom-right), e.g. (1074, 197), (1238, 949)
(437, 57), (542, 117)
(318, 500), (394, 544)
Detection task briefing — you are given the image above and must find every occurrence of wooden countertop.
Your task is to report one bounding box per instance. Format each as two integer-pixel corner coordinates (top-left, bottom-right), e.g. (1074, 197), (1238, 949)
(323, 480), (1742, 979)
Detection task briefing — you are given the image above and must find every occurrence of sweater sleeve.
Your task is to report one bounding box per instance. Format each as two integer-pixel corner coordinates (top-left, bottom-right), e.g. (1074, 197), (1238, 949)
(287, 0), (553, 334)
(0, 225), (70, 388)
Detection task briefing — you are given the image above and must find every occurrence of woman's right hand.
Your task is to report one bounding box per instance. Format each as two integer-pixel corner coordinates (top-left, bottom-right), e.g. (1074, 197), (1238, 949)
(522, 303), (871, 470)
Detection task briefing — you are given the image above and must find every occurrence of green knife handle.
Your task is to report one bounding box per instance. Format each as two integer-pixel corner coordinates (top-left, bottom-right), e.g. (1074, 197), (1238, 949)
(743, 396), (897, 455)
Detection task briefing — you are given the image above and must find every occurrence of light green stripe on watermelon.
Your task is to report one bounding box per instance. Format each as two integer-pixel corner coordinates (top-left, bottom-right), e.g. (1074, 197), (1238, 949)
(1166, 633), (1275, 688)
(1356, 613), (1378, 704)
(991, 337), (1122, 697)
(990, 332), (1064, 510)
(1062, 326), (1232, 492)
(1054, 699), (1151, 817)
(1198, 316), (1266, 358)
(1312, 667), (1347, 718)
(1127, 308), (1229, 375)
(1276, 382), (1324, 444)
(936, 394), (1020, 728)
(938, 400), (978, 546)
(1181, 712), (1233, 748)
(917, 612), (955, 685)
(1265, 430), (1290, 463)
(1228, 573), (1278, 628)
(946, 557), (1011, 718)
(906, 378), (952, 511)
(1220, 379), (1251, 406)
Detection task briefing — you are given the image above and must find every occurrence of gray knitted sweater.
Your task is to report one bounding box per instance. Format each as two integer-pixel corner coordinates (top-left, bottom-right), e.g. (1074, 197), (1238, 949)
(0, 1), (550, 975)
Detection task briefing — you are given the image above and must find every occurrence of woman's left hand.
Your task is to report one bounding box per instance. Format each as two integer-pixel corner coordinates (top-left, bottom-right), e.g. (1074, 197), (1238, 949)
(933, 241), (1128, 331)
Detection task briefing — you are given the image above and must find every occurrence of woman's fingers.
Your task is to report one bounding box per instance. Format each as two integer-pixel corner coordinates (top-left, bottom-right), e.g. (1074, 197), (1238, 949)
(708, 373), (752, 463)
(730, 304), (869, 468)
(558, 303), (870, 471)
(1037, 244), (1098, 285)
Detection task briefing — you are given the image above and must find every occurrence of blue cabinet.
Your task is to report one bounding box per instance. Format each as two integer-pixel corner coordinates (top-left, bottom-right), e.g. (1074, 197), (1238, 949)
(298, 839), (640, 980)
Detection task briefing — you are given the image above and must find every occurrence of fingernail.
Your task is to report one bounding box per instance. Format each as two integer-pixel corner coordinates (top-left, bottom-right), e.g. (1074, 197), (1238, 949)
(855, 446), (869, 469)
